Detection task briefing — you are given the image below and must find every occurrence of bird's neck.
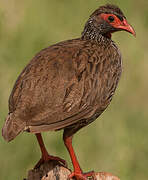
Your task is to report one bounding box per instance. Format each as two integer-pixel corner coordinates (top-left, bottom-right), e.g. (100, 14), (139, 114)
(81, 18), (112, 45)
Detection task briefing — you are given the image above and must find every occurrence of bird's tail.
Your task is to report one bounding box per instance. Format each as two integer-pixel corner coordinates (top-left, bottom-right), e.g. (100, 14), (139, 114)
(2, 113), (25, 142)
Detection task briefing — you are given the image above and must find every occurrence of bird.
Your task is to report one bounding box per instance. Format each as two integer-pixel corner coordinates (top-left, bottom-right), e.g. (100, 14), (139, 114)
(2, 4), (135, 180)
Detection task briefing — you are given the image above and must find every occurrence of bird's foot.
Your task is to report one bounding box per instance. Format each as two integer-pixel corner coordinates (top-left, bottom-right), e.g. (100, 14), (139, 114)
(69, 171), (96, 180)
(34, 154), (67, 169)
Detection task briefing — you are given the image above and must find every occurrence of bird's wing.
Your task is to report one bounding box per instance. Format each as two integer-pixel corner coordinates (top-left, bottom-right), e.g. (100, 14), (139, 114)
(8, 39), (100, 132)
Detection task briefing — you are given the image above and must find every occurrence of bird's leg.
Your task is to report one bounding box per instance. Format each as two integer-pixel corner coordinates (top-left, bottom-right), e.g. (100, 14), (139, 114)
(63, 130), (95, 180)
(34, 133), (67, 169)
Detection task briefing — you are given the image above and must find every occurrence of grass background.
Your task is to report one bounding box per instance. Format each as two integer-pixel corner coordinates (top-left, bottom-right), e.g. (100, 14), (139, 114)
(0, 0), (148, 179)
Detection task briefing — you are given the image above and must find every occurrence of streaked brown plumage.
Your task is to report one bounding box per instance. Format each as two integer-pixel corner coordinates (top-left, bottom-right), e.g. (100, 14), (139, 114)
(2, 4), (135, 180)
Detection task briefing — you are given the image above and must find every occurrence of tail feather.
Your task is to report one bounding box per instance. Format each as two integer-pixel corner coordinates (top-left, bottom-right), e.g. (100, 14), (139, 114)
(2, 113), (25, 142)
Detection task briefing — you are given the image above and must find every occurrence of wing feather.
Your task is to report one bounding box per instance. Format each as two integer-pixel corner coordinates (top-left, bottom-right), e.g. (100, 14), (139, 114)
(8, 39), (97, 132)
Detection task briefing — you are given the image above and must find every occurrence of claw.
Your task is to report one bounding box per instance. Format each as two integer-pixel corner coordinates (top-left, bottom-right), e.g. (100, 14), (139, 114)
(34, 154), (67, 169)
(69, 171), (96, 180)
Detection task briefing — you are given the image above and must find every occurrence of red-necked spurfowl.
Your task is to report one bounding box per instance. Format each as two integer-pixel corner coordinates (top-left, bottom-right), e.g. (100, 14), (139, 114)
(2, 4), (135, 180)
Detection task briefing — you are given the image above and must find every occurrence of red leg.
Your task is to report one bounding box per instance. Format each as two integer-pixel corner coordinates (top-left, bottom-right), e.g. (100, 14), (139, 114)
(63, 134), (95, 180)
(34, 133), (67, 169)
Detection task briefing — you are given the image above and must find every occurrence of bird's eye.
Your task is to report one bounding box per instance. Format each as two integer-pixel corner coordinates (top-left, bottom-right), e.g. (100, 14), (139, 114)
(108, 16), (114, 22)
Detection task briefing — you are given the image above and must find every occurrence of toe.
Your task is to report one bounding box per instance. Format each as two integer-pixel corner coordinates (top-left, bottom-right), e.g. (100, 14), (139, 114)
(47, 155), (67, 167)
(34, 158), (44, 169)
(69, 171), (95, 180)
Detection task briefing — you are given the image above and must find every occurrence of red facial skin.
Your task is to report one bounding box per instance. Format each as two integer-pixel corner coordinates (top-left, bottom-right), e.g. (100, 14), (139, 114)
(100, 13), (136, 36)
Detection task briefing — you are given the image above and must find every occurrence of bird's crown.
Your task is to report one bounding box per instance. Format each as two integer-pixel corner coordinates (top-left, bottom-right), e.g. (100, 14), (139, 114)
(90, 4), (125, 19)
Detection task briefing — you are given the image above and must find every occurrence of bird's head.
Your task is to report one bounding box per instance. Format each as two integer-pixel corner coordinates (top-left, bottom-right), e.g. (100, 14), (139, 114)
(82, 4), (136, 40)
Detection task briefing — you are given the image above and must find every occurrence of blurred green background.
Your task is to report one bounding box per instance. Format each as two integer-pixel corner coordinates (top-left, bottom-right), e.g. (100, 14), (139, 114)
(0, 0), (148, 179)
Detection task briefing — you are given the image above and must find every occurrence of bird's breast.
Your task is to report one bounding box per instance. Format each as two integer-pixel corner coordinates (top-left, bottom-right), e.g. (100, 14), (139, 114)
(79, 44), (122, 113)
